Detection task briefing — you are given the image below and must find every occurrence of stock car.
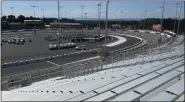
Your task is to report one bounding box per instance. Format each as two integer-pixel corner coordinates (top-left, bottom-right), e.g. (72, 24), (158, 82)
(75, 45), (87, 50)
(49, 44), (58, 50)
(59, 43), (76, 49)
(49, 43), (76, 50)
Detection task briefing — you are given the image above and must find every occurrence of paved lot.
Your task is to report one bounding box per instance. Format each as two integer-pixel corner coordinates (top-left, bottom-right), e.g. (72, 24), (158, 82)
(2, 32), (116, 63)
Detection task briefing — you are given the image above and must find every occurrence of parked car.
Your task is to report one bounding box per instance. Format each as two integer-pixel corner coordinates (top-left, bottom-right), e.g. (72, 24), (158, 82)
(21, 38), (25, 42)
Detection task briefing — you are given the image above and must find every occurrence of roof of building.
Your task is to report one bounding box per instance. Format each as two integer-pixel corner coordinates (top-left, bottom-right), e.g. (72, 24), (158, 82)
(50, 22), (81, 26)
(24, 20), (42, 22)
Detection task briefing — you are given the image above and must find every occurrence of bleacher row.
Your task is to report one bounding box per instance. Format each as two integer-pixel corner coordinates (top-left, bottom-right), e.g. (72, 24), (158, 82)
(2, 40), (184, 101)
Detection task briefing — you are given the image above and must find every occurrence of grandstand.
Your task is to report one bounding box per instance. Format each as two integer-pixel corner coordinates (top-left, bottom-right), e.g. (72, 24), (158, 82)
(2, 30), (184, 101)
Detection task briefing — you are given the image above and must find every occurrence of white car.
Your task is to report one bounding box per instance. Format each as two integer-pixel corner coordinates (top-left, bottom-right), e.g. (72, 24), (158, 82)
(69, 43), (76, 47)
(53, 44), (58, 49)
(75, 45), (87, 50)
(49, 44), (54, 50)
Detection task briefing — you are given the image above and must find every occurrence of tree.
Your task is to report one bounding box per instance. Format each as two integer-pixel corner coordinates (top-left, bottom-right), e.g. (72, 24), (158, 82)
(17, 15), (26, 23)
(1, 15), (7, 21)
(7, 15), (16, 22)
(29, 16), (34, 20)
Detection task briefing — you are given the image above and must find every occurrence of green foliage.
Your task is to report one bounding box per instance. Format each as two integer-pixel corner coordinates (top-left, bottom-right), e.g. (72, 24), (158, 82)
(1, 15), (184, 33)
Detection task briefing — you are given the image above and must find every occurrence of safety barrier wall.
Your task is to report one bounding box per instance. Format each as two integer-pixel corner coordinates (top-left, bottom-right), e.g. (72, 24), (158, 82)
(1, 48), (100, 68)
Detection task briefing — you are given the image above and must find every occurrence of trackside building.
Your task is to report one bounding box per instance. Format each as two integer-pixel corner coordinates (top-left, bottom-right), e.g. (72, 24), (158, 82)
(50, 22), (82, 30)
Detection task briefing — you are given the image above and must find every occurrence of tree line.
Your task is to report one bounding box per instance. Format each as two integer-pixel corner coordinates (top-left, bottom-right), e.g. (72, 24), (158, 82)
(1, 15), (184, 33)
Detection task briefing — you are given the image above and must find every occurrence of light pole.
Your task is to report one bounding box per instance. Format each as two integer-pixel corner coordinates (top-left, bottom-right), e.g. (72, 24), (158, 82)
(57, 1), (62, 45)
(59, 6), (63, 36)
(173, 3), (179, 33)
(31, 6), (37, 36)
(98, 3), (101, 35)
(41, 9), (46, 25)
(84, 12), (87, 29)
(99, 1), (102, 33)
(10, 7), (14, 22)
(160, 1), (165, 45)
(177, 0), (182, 35)
(57, 1), (60, 35)
(103, 1), (110, 55)
(80, 5), (85, 35)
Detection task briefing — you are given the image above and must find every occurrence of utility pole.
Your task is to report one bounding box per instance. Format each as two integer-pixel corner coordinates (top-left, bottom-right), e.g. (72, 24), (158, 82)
(81, 5), (85, 35)
(31, 6), (37, 36)
(59, 6), (63, 36)
(100, 1), (102, 30)
(98, 3), (101, 36)
(177, 0), (182, 35)
(41, 9), (46, 25)
(160, 1), (165, 45)
(10, 7), (14, 22)
(57, 1), (61, 46)
(173, 3), (179, 33)
(84, 12), (87, 29)
(58, 1), (60, 35)
(98, 3), (100, 35)
(103, 1), (109, 56)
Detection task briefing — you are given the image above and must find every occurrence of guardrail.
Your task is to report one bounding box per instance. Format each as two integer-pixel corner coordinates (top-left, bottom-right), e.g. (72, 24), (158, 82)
(1, 48), (100, 68)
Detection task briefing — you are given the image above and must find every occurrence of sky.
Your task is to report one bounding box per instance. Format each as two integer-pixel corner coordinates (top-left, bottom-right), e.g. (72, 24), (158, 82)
(1, 1), (184, 20)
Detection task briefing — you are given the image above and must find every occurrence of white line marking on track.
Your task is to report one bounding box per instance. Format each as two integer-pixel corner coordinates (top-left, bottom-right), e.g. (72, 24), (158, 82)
(46, 61), (59, 66)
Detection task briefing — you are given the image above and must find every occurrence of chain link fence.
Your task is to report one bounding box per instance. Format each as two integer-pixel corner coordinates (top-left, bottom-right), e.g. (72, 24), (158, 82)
(2, 35), (184, 91)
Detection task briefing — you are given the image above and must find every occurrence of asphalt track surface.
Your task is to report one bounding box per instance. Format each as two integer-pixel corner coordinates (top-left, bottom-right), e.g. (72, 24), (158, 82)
(1, 30), (167, 77)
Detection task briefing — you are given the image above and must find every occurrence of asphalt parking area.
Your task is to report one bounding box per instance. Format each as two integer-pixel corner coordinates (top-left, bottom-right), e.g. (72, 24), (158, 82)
(1, 33), (117, 63)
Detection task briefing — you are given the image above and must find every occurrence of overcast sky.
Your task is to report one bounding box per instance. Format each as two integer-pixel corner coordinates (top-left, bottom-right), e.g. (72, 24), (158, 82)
(1, 1), (184, 19)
